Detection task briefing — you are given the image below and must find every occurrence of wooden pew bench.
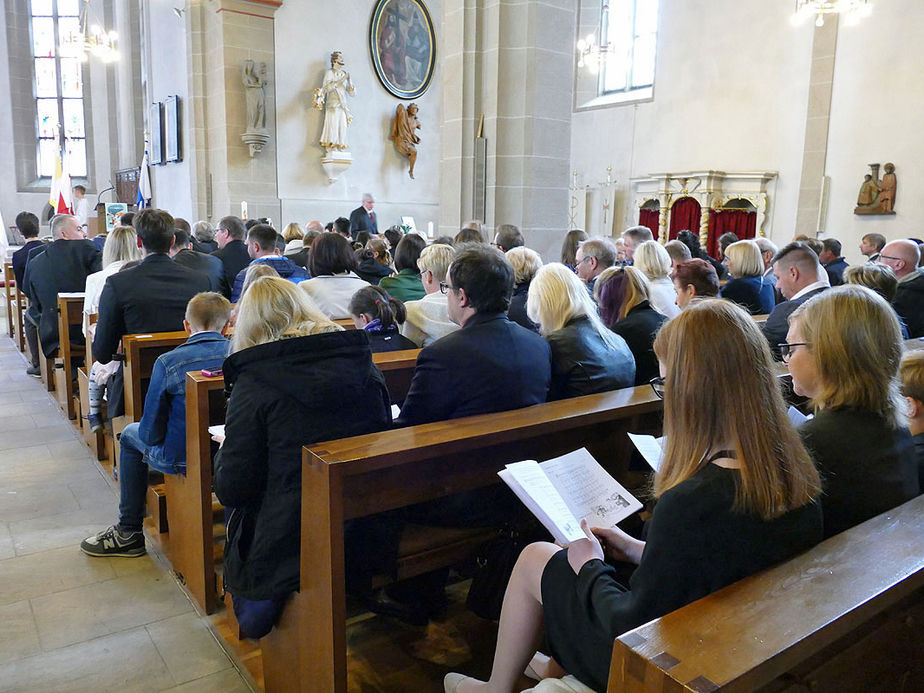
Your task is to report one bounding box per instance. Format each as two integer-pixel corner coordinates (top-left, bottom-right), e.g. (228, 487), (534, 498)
(3, 262), (15, 341)
(282, 385), (664, 693)
(54, 293), (86, 421)
(608, 493), (924, 692)
(167, 347), (423, 615)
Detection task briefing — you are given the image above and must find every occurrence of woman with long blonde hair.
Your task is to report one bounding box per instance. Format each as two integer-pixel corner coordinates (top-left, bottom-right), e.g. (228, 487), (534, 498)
(527, 263), (635, 398)
(216, 276), (391, 639)
(784, 285), (918, 538)
(632, 240), (680, 318)
(445, 299), (822, 693)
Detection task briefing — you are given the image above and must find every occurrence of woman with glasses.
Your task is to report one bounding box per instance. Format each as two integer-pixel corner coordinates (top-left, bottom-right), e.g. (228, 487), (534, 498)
(595, 265), (667, 386)
(526, 263), (635, 400)
(444, 300), (823, 693)
(783, 285), (918, 538)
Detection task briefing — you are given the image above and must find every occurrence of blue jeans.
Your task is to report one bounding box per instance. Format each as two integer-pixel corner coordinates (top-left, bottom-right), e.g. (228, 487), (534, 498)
(116, 422), (151, 533)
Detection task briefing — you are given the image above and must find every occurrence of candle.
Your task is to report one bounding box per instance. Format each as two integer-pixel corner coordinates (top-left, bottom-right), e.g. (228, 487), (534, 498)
(427, 221), (434, 238)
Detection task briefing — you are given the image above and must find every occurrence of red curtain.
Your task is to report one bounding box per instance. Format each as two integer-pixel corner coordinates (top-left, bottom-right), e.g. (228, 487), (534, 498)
(638, 208), (660, 236)
(668, 197), (701, 240)
(707, 210), (757, 258)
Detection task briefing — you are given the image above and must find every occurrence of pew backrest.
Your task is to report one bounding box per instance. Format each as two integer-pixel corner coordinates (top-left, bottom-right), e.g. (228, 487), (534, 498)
(607, 494), (924, 692)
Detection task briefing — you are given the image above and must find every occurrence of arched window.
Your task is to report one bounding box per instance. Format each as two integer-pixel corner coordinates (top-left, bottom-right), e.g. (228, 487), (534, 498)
(601, 0), (659, 96)
(30, 0), (87, 178)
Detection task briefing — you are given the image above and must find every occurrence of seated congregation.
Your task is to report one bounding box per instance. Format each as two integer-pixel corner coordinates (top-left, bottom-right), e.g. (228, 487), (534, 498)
(12, 204), (924, 692)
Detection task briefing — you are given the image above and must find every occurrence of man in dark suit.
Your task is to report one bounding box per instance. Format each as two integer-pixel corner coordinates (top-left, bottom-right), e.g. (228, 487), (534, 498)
(763, 242), (829, 359)
(880, 239), (924, 338)
(819, 238), (849, 286)
(348, 193), (378, 240)
(94, 209), (211, 417)
(170, 228), (228, 296)
(22, 214), (101, 373)
(210, 215), (250, 296)
(397, 244), (551, 424)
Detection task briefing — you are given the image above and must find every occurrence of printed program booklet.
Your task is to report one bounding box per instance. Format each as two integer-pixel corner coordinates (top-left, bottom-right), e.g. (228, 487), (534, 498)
(498, 448), (642, 545)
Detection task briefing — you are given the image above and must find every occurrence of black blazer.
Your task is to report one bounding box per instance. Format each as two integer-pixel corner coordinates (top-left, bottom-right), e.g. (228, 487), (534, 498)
(211, 240), (251, 294)
(396, 311), (551, 426)
(11, 239), (44, 287)
(762, 286), (828, 359)
(799, 408), (918, 538)
(823, 257), (849, 286)
(23, 239), (101, 356)
(92, 253), (211, 364)
(610, 300), (668, 386)
(173, 248), (229, 297)
(892, 273), (924, 338)
(349, 206), (378, 238)
(508, 282), (540, 333)
(546, 316), (636, 400)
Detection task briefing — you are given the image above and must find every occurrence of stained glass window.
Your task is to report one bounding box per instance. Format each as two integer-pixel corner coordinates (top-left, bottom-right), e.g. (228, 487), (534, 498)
(601, 0), (659, 96)
(32, 0), (87, 178)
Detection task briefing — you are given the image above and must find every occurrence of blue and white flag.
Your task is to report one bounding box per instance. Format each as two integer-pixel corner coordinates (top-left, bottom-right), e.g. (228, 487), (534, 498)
(136, 152), (151, 209)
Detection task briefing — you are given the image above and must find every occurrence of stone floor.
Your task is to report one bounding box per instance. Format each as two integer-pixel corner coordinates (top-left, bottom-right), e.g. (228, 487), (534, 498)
(0, 330), (255, 693)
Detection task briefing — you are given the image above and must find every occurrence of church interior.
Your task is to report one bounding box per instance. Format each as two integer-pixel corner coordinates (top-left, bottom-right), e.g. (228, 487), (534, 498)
(0, 0), (922, 691)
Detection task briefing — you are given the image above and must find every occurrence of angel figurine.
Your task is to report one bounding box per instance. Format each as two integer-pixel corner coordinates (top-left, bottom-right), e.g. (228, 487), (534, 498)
(390, 103), (421, 179)
(314, 51), (355, 151)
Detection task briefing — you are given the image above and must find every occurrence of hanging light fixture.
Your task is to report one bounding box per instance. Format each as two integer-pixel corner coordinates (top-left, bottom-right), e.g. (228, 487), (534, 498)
(792, 0), (873, 27)
(60, 0), (119, 63)
(577, 1), (615, 73)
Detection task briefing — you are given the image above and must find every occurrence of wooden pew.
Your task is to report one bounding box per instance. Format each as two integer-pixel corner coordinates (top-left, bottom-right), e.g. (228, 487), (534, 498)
(167, 347), (422, 614)
(12, 265), (27, 353)
(3, 262), (14, 340)
(55, 293), (85, 421)
(607, 494), (924, 692)
(290, 386), (664, 693)
(122, 331), (189, 420)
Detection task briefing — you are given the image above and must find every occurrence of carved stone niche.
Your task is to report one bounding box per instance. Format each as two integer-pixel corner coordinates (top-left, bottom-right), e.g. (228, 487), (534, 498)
(630, 170), (778, 246)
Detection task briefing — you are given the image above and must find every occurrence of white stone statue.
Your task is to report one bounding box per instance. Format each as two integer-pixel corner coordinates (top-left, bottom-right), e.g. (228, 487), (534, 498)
(241, 60), (270, 157)
(313, 51), (355, 152)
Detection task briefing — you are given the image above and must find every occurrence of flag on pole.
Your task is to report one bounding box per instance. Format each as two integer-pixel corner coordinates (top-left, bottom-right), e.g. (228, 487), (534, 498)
(136, 152), (152, 209)
(49, 153), (73, 214)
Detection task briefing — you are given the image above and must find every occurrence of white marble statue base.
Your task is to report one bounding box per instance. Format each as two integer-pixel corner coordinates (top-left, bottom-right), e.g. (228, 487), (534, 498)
(321, 149), (352, 184)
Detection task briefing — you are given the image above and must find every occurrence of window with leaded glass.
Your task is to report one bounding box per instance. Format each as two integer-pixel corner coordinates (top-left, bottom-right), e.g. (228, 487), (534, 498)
(31, 0), (87, 178)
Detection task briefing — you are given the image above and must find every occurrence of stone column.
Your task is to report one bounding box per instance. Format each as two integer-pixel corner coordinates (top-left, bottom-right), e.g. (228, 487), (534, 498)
(186, 0), (281, 222)
(794, 17), (838, 236)
(440, 0), (575, 259)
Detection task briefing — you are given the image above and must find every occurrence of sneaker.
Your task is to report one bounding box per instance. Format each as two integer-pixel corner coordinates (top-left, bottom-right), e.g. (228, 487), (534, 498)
(80, 525), (146, 558)
(88, 413), (103, 433)
(26, 365), (41, 378)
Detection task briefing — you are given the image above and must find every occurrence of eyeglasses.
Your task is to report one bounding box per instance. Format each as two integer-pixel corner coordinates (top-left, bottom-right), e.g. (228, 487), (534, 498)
(439, 281), (455, 294)
(877, 254), (901, 263)
(649, 376), (665, 400)
(778, 342), (809, 360)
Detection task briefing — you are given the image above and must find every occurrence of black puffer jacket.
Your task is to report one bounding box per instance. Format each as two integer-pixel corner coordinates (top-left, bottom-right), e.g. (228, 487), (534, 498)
(214, 329), (391, 600)
(546, 316), (636, 400)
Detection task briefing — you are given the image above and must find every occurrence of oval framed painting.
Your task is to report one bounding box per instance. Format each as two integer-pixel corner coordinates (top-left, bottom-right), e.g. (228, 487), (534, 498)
(369, 0), (436, 100)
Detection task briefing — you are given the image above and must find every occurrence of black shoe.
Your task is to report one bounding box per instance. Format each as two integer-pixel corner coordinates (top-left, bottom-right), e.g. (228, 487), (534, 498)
(365, 588), (430, 627)
(80, 525), (146, 557)
(26, 365), (41, 377)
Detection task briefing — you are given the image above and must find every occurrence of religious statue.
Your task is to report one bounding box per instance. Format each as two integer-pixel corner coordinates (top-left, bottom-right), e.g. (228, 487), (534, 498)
(854, 162), (897, 215)
(313, 51), (355, 152)
(390, 103), (421, 179)
(241, 60), (270, 157)
(243, 60), (267, 130)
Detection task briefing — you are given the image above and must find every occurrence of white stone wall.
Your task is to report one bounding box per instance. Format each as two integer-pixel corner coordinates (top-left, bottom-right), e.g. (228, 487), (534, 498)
(274, 0), (442, 233)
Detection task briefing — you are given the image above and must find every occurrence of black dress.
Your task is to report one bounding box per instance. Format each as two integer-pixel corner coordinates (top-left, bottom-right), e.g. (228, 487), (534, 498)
(540, 464), (822, 692)
(799, 408), (919, 538)
(610, 300), (668, 385)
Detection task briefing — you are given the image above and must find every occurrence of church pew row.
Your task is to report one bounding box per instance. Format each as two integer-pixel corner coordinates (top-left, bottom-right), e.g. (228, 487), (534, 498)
(3, 262), (16, 342)
(164, 349), (422, 615)
(54, 293), (85, 421)
(279, 385), (664, 693)
(608, 494), (924, 693)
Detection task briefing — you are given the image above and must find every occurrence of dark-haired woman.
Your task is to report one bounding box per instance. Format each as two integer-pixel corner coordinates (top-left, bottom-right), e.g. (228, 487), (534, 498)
(380, 234), (427, 302)
(299, 232), (369, 318)
(676, 229), (727, 280)
(349, 285), (417, 352)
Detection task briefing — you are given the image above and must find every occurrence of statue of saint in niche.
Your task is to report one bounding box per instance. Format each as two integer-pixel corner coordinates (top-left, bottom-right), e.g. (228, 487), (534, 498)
(855, 162), (897, 215)
(242, 60), (267, 131)
(314, 51), (355, 151)
(390, 103), (421, 179)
